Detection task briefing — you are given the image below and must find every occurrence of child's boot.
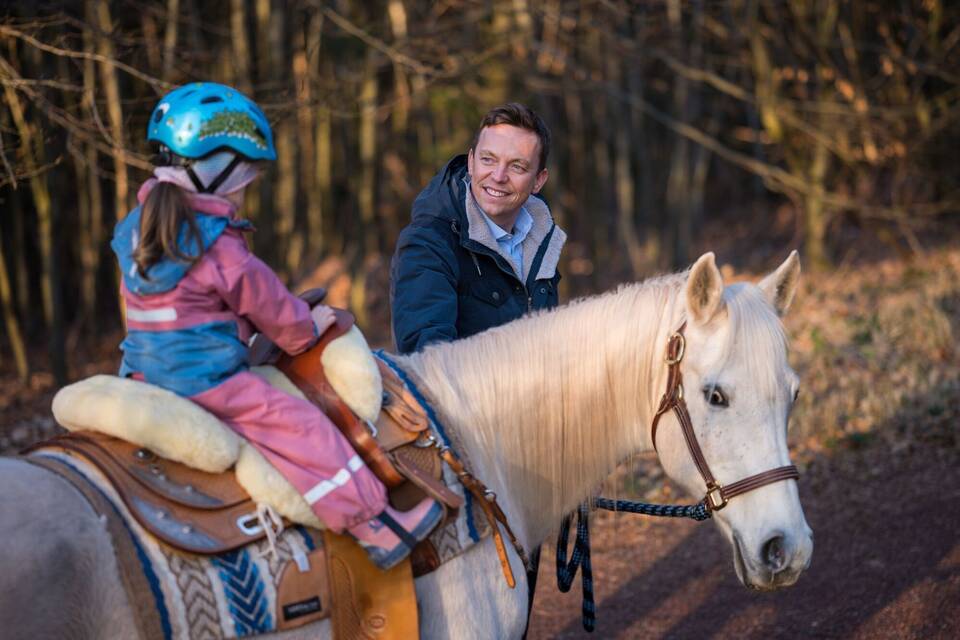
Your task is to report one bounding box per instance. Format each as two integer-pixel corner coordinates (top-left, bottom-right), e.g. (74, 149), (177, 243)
(347, 498), (443, 570)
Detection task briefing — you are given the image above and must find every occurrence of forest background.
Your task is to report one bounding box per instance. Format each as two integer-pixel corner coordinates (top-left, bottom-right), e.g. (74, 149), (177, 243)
(0, 1), (958, 444)
(2, 2), (959, 636)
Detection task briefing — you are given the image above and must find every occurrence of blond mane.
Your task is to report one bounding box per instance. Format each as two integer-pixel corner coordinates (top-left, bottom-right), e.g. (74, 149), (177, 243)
(397, 269), (789, 547)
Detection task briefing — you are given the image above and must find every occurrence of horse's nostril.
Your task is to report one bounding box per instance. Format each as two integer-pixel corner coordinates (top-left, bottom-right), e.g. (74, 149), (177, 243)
(762, 534), (787, 572)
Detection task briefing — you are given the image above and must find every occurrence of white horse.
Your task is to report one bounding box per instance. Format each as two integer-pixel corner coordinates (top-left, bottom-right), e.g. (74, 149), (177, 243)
(0, 252), (812, 639)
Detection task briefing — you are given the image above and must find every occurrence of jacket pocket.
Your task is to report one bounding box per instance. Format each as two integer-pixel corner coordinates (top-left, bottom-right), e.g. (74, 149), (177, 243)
(467, 280), (510, 308)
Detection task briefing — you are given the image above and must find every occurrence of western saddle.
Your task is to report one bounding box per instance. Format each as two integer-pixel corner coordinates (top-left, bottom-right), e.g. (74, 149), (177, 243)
(26, 290), (518, 639)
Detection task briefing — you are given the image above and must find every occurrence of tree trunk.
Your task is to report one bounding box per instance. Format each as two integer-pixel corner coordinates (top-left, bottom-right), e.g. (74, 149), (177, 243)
(1, 55), (67, 384)
(294, 12), (321, 266)
(0, 227), (29, 382)
(81, 22), (104, 324)
(94, 0), (129, 220)
(305, 10), (326, 260)
(358, 48), (379, 257)
(611, 55), (644, 277)
(252, 0), (275, 261)
(162, 0), (180, 81)
(665, 0), (692, 268)
(229, 0), (252, 94)
(387, 0), (410, 134)
(270, 10), (299, 278)
(804, 116), (831, 270)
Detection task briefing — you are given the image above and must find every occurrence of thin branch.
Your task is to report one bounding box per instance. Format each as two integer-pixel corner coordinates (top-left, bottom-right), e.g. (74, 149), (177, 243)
(0, 24), (171, 93)
(0, 77), (85, 92)
(317, 5), (436, 77)
(0, 156), (63, 189)
(0, 55), (152, 171)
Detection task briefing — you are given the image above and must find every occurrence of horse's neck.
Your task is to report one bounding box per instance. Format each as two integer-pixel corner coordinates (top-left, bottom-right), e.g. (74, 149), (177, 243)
(401, 275), (686, 548)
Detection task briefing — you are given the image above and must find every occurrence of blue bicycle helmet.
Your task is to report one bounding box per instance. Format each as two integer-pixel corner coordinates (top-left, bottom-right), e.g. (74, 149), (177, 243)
(147, 82), (276, 162)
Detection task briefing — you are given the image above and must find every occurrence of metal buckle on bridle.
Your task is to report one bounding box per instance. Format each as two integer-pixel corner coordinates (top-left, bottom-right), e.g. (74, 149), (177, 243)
(705, 482), (727, 511)
(665, 331), (686, 365)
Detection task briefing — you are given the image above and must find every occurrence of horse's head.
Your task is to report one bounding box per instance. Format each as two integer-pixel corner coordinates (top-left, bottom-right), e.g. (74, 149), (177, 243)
(654, 251), (812, 591)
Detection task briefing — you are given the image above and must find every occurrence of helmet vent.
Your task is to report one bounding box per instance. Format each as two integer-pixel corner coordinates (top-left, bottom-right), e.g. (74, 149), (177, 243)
(200, 96), (224, 104)
(254, 126), (267, 142)
(153, 110), (164, 123)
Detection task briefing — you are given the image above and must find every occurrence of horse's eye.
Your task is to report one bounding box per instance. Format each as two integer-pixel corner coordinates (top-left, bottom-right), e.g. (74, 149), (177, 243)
(703, 386), (729, 407)
(793, 387), (800, 403)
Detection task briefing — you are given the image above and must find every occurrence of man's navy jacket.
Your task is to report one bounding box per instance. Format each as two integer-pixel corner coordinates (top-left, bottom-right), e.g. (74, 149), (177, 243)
(390, 155), (567, 354)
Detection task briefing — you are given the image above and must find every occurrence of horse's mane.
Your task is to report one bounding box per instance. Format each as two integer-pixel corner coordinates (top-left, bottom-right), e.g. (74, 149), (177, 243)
(402, 269), (790, 543)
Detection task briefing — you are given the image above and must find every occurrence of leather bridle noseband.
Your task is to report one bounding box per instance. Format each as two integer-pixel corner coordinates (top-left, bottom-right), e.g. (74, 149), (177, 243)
(650, 322), (799, 512)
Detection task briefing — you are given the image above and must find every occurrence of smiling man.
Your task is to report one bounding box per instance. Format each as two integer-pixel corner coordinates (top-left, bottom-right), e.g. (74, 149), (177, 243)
(390, 103), (567, 354)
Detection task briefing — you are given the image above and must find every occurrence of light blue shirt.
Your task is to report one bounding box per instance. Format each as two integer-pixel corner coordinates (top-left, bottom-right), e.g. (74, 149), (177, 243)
(479, 206), (533, 279)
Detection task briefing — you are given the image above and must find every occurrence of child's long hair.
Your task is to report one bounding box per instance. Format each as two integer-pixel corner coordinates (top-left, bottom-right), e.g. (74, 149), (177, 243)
(133, 182), (203, 278)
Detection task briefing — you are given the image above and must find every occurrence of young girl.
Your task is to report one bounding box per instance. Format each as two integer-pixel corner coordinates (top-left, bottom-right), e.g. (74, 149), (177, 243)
(111, 82), (441, 569)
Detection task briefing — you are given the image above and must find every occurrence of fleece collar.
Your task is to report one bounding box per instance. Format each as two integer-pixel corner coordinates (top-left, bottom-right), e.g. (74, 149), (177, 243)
(463, 179), (567, 282)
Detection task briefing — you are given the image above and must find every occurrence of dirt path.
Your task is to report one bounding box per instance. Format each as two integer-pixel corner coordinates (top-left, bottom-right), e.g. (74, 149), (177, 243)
(527, 437), (960, 639)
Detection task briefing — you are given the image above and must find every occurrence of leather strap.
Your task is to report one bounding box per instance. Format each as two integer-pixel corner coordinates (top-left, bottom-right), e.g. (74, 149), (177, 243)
(650, 324), (799, 512)
(438, 447), (525, 589)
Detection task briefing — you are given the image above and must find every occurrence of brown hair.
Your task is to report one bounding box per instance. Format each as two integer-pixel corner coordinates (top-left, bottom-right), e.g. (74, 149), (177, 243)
(132, 181), (203, 278)
(471, 103), (551, 172)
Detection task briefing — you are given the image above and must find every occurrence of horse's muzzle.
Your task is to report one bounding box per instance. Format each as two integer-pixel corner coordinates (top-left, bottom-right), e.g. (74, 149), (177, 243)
(734, 527), (813, 591)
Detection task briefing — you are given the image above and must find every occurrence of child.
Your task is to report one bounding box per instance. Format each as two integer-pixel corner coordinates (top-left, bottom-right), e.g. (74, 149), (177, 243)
(111, 82), (441, 569)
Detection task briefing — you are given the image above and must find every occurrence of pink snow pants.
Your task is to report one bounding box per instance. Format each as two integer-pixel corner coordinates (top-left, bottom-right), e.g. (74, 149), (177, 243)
(190, 370), (387, 532)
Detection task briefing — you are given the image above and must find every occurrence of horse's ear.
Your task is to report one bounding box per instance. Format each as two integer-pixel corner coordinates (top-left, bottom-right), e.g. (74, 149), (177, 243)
(686, 252), (725, 326)
(758, 250), (801, 316)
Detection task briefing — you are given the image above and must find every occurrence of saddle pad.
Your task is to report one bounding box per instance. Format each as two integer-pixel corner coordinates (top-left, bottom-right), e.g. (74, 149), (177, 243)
(30, 449), (419, 640)
(29, 449), (330, 639)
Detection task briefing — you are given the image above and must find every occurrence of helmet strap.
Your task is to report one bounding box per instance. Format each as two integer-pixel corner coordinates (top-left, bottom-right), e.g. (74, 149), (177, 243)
(200, 154), (244, 194)
(185, 165), (207, 192)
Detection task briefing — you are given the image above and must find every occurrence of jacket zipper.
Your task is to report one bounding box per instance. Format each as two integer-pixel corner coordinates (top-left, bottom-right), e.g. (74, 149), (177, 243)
(471, 252), (482, 276)
(458, 223), (534, 309)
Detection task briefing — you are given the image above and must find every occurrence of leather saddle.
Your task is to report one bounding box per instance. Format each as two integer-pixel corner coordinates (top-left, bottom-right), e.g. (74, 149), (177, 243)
(28, 294), (462, 568)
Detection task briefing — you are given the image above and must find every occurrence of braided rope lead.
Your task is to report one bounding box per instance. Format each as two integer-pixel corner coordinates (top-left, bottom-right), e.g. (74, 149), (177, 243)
(555, 498), (712, 632)
(555, 503), (595, 632)
(593, 497), (713, 521)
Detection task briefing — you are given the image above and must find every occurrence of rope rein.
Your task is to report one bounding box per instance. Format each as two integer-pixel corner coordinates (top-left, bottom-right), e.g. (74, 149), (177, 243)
(555, 496), (713, 632)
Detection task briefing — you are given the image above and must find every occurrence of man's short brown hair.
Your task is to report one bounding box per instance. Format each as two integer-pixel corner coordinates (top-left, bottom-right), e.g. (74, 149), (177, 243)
(471, 103), (551, 172)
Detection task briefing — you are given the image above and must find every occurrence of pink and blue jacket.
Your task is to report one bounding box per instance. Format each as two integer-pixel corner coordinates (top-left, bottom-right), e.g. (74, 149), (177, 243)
(111, 180), (317, 396)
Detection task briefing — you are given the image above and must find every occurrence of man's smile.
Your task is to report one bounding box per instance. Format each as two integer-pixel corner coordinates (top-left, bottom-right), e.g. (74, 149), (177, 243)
(482, 185), (511, 198)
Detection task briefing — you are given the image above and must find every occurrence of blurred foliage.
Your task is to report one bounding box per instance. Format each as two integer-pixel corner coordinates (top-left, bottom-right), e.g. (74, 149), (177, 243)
(0, 0), (958, 383)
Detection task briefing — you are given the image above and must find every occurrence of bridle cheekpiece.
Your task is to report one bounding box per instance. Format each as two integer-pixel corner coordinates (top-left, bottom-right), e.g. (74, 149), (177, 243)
(650, 323), (799, 512)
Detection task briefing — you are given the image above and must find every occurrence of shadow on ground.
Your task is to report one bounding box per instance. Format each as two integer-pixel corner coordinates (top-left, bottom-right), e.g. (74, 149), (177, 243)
(529, 383), (960, 639)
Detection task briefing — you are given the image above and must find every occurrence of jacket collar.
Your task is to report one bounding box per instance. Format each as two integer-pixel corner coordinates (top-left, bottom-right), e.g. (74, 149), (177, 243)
(462, 178), (566, 282)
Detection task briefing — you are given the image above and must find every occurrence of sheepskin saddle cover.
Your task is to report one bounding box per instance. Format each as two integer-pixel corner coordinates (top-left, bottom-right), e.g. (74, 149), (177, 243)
(51, 326), (382, 530)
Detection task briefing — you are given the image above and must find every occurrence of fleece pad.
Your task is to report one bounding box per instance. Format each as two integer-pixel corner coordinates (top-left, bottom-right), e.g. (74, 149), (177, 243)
(50, 327), (382, 529)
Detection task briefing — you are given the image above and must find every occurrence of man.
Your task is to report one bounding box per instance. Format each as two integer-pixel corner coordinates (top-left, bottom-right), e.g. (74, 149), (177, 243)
(390, 103), (567, 354)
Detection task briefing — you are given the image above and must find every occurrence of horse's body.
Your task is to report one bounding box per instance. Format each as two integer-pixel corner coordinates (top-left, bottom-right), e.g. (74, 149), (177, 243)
(0, 253), (812, 639)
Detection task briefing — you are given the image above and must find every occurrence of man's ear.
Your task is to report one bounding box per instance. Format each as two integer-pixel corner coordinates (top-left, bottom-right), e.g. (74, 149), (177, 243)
(685, 252), (725, 326)
(532, 167), (548, 194)
(467, 148), (475, 175)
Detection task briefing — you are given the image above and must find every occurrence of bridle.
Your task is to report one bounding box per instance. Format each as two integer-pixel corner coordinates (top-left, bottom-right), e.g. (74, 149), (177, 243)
(650, 322), (799, 512)
(557, 321), (802, 632)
